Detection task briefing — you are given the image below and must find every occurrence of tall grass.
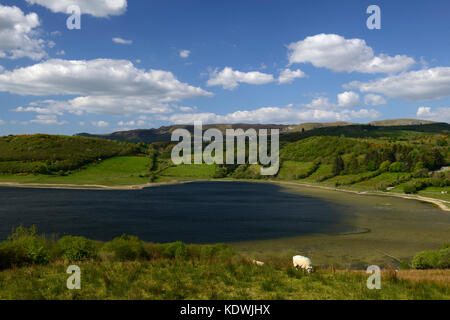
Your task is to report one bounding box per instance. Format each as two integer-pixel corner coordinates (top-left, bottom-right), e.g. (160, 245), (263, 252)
(0, 227), (448, 300)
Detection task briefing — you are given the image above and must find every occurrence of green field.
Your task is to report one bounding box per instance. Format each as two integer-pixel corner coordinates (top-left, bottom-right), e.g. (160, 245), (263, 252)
(277, 161), (315, 180)
(298, 164), (333, 182)
(321, 171), (380, 186)
(352, 172), (412, 190)
(156, 164), (217, 181)
(0, 156), (150, 186)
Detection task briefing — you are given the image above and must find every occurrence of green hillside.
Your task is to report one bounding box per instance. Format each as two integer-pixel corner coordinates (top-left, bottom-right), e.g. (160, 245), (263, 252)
(0, 134), (145, 175)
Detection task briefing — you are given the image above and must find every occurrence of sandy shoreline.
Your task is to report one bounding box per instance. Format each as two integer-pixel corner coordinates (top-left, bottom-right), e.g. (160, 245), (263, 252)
(1, 179), (449, 212)
(0, 180), (193, 190)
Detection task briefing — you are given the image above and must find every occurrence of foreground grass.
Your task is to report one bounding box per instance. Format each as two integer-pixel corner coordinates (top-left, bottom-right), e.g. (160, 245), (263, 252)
(0, 260), (448, 300)
(0, 156), (150, 186)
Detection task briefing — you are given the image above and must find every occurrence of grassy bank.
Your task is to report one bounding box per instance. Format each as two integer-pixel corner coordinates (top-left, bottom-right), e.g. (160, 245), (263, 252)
(0, 227), (448, 300)
(1, 260), (448, 300)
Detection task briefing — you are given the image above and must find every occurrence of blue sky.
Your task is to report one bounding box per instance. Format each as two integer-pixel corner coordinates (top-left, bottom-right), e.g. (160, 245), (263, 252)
(1, 0), (450, 135)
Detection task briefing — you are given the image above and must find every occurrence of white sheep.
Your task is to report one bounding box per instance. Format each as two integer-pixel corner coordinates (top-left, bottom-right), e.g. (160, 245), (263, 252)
(293, 255), (313, 273)
(252, 260), (265, 266)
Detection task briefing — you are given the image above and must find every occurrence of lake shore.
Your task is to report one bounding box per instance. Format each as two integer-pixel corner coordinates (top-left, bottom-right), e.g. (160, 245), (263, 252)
(1, 178), (449, 212)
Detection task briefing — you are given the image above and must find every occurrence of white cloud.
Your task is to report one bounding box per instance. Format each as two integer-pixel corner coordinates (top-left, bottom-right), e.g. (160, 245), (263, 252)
(278, 68), (306, 84)
(0, 119), (5, 125)
(56, 50), (65, 56)
(91, 120), (109, 127)
(337, 91), (362, 108)
(29, 114), (66, 125)
(25, 0), (127, 18)
(346, 67), (450, 101)
(364, 94), (387, 106)
(288, 33), (415, 74)
(112, 37), (132, 45)
(165, 106), (380, 125)
(118, 120), (146, 127)
(0, 58), (212, 116)
(207, 67), (275, 90)
(302, 97), (335, 110)
(179, 50), (190, 58)
(0, 4), (47, 60)
(178, 106), (198, 112)
(417, 106), (450, 123)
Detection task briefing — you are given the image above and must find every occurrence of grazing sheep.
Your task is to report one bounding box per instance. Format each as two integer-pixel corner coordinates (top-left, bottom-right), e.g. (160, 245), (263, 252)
(252, 260), (265, 266)
(293, 255), (313, 273)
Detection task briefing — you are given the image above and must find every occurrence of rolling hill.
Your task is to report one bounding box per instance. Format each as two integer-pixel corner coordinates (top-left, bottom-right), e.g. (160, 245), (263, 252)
(76, 120), (448, 144)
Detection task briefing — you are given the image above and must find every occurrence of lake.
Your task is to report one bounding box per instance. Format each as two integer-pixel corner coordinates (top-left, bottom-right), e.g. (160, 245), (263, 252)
(0, 181), (362, 243)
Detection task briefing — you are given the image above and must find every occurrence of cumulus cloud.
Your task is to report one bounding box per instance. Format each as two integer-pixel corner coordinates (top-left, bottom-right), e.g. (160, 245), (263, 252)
(337, 91), (362, 108)
(112, 37), (132, 45)
(91, 120), (109, 127)
(179, 50), (190, 58)
(25, 0), (127, 18)
(278, 68), (306, 84)
(364, 94), (387, 106)
(417, 106), (450, 123)
(346, 67), (450, 101)
(29, 114), (66, 125)
(288, 33), (415, 74)
(0, 4), (47, 60)
(165, 105), (380, 125)
(117, 120), (146, 128)
(207, 67), (275, 90)
(0, 58), (212, 116)
(303, 93), (362, 110)
(302, 97), (335, 110)
(178, 106), (198, 112)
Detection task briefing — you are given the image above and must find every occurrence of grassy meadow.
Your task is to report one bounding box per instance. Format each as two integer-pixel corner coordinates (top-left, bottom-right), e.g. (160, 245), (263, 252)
(155, 164), (217, 182)
(1, 260), (448, 300)
(0, 156), (150, 186)
(0, 228), (447, 300)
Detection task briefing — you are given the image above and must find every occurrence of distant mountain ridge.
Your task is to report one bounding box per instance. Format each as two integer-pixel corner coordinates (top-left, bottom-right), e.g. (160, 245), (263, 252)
(75, 119), (443, 143)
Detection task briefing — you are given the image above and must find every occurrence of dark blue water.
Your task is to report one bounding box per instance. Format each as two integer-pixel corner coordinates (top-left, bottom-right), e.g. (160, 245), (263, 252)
(0, 182), (355, 243)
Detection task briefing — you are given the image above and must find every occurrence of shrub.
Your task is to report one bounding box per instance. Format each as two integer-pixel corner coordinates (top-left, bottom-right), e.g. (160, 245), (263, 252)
(389, 162), (404, 173)
(163, 241), (188, 260)
(57, 236), (97, 262)
(102, 235), (147, 261)
(379, 160), (391, 173)
(0, 244), (29, 270)
(437, 248), (450, 269)
(7, 225), (50, 265)
(403, 183), (418, 194)
(200, 243), (235, 261)
(412, 250), (439, 269)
